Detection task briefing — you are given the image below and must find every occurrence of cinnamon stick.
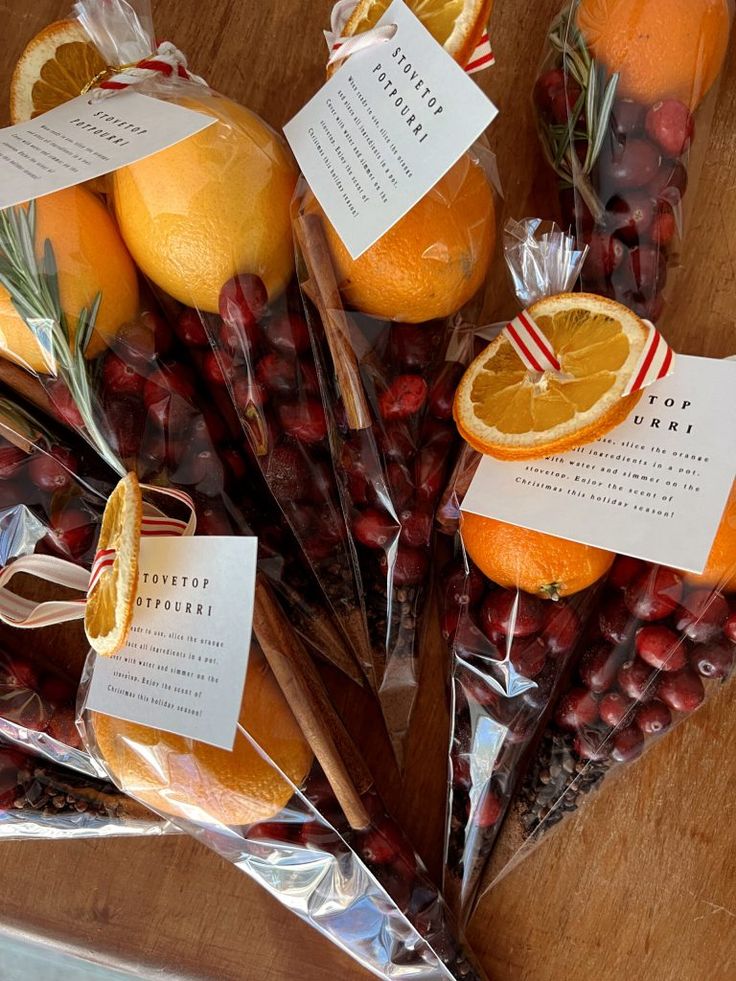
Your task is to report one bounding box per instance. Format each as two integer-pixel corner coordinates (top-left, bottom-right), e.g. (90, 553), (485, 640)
(252, 576), (371, 829)
(295, 211), (372, 432)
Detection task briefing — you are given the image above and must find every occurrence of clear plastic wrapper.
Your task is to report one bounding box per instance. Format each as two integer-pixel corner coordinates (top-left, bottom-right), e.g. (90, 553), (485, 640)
(0, 2), (491, 976)
(483, 498), (735, 887)
(0, 734), (166, 840)
(534, 0), (734, 322)
(292, 142), (500, 764)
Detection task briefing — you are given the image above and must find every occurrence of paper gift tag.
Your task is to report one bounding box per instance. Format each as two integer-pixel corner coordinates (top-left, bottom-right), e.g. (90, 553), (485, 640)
(86, 536), (257, 750)
(0, 91), (213, 211)
(284, 0), (498, 259)
(462, 356), (736, 574)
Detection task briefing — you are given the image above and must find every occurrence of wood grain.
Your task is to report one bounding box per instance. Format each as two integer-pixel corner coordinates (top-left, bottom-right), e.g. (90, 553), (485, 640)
(0, 1), (734, 979)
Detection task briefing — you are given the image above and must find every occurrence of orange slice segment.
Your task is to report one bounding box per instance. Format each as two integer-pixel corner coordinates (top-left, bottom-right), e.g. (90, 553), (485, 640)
(454, 292), (649, 460)
(85, 472), (142, 658)
(341, 0), (493, 66)
(10, 19), (107, 124)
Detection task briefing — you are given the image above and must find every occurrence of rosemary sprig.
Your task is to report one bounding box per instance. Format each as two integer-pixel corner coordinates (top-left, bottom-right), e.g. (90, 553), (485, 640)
(537, 0), (620, 223)
(0, 202), (124, 476)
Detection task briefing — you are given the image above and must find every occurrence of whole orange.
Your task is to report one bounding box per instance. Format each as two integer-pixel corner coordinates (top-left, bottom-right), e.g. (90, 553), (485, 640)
(461, 512), (615, 598)
(91, 651), (313, 826)
(0, 185), (139, 374)
(308, 153), (495, 323)
(684, 482), (736, 591)
(577, 0), (732, 108)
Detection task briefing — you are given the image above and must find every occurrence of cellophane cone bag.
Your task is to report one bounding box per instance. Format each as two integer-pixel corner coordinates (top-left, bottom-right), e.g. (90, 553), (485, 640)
(479, 491), (735, 891)
(438, 219), (612, 922)
(0, 733), (165, 839)
(533, 0), (734, 323)
(0, 2), (491, 976)
(0, 0), (363, 687)
(291, 136), (500, 765)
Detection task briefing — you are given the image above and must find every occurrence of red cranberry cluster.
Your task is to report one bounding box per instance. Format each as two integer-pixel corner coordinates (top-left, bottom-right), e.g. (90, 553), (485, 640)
(0, 427), (104, 563)
(0, 649), (80, 748)
(176, 275), (364, 672)
(335, 320), (463, 691)
(552, 556), (734, 765)
(537, 67), (694, 322)
(442, 555), (594, 905)
(242, 764), (483, 978)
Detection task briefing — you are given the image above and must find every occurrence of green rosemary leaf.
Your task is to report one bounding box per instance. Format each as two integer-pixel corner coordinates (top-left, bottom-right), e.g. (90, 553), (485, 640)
(588, 72), (620, 168)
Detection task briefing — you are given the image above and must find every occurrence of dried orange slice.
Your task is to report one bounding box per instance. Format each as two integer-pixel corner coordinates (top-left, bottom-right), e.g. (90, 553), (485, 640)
(454, 293), (649, 460)
(85, 472), (142, 658)
(341, 0), (492, 66)
(10, 19), (107, 124)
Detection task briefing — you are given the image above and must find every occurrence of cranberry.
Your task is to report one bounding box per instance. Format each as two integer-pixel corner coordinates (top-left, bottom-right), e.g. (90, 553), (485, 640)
(675, 589), (728, 643)
(480, 590), (546, 640)
(359, 820), (403, 864)
(724, 612), (736, 644)
(542, 602), (581, 654)
(511, 637), (548, 679)
(441, 608), (460, 640)
(415, 432), (454, 504)
(298, 361), (320, 397)
(378, 375), (428, 420)
(611, 99), (645, 138)
(635, 699), (672, 736)
(387, 460), (414, 510)
(606, 193), (654, 246)
(585, 232), (626, 278)
(266, 312), (310, 357)
(255, 353), (297, 396)
(45, 379), (83, 429)
(0, 655), (38, 690)
(600, 691), (635, 727)
(247, 821), (294, 844)
(452, 754), (472, 790)
(175, 309), (211, 347)
(218, 313), (261, 355)
(601, 137), (660, 190)
(648, 160), (688, 206)
(599, 593), (635, 644)
(611, 725), (644, 762)
(651, 204), (676, 248)
(107, 396), (145, 459)
(574, 732), (610, 762)
(219, 274), (268, 328)
(378, 423), (415, 462)
(266, 444), (311, 502)
(623, 289), (666, 323)
(353, 508), (397, 549)
(427, 361), (464, 420)
(49, 503), (94, 559)
(110, 320), (157, 371)
(624, 566), (683, 620)
(629, 245), (667, 292)
(689, 640), (734, 681)
(560, 187), (595, 237)
(193, 408), (228, 447)
(635, 625), (687, 671)
(143, 365), (196, 407)
(549, 78), (582, 125)
(645, 100), (694, 157)
(380, 545), (429, 586)
(579, 642), (622, 692)
(0, 444), (25, 478)
(472, 788), (503, 828)
(617, 658), (658, 701)
(277, 401), (327, 443)
(534, 68), (566, 115)
(388, 323), (436, 371)
(202, 350), (234, 387)
(47, 706), (82, 748)
(658, 668), (705, 713)
(444, 561), (486, 609)
(609, 555), (646, 589)
(459, 670), (498, 708)
(28, 446), (75, 492)
(555, 688), (599, 730)
(196, 504), (233, 536)
(141, 311), (173, 358)
(399, 508), (432, 548)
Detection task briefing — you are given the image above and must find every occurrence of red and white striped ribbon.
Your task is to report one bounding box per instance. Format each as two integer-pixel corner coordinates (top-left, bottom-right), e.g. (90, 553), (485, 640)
(622, 320), (675, 396)
(0, 483), (196, 631)
(503, 310), (561, 372)
(502, 310), (675, 394)
(93, 41), (207, 98)
(325, 0), (494, 72)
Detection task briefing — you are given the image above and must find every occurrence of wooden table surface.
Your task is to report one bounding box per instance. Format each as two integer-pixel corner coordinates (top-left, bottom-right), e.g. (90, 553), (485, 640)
(0, 1), (734, 979)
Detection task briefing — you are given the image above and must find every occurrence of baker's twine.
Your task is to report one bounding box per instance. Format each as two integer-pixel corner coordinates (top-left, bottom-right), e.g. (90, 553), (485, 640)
(82, 40), (207, 101)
